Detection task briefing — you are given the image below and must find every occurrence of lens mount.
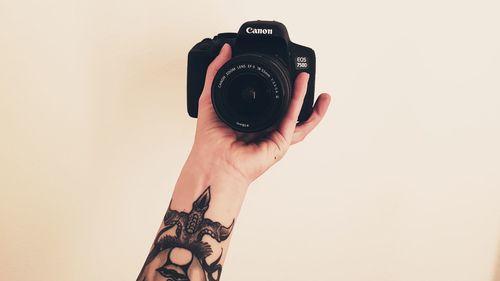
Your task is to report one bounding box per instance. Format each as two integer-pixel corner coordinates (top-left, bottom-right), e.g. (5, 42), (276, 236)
(211, 53), (291, 132)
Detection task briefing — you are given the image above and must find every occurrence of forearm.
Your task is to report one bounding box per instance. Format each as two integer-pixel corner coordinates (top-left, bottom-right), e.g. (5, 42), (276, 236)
(137, 152), (249, 281)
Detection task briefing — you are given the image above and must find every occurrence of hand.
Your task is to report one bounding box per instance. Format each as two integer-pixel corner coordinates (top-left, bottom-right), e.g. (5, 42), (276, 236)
(189, 43), (331, 185)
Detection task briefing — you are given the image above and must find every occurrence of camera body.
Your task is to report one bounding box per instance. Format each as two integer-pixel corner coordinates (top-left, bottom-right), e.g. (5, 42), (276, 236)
(187, 20), (316, 132)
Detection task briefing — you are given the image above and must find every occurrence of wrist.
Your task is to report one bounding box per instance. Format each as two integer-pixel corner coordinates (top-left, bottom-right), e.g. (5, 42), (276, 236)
(184, 149), (251, 189)
(170, 149), (250, 213)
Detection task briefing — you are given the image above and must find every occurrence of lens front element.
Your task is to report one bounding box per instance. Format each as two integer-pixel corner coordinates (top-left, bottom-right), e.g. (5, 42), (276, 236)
(212, 54), (291, 132)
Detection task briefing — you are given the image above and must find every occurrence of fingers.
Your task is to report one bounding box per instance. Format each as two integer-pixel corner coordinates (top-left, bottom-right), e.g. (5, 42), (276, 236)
(199, 43), (232, 103)
(278, 72), (310, 142)
(291, 93), (331, 145)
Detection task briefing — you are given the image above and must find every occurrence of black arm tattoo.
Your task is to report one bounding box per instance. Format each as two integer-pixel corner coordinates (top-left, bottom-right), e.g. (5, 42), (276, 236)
(137, 187), (234, 281)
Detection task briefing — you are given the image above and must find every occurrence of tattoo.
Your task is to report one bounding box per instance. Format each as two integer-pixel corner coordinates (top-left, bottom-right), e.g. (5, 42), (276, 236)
(137, 187), (234, 281)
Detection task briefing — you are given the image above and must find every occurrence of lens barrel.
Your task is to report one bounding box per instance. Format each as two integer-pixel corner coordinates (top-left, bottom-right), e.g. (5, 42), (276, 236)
(211, 54), (291, 132)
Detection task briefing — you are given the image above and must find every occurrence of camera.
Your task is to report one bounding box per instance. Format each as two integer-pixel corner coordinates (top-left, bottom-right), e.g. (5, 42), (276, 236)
(187, 20), (316, 132)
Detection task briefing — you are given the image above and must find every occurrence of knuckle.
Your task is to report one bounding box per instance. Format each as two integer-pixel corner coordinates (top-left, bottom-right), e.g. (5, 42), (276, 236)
(274, 149), (287, 161)
(284, 116), (298, 125)
(207, 63), (218, 75)
(270, 135), (289, 160)
(307, 113), (318, 124)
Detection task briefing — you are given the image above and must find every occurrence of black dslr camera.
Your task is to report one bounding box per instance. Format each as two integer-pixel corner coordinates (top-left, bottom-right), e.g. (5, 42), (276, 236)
(187, 20), (315, 132)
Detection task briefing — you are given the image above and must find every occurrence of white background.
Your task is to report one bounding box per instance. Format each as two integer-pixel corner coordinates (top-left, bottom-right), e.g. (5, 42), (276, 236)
(1, 0), (499, 280)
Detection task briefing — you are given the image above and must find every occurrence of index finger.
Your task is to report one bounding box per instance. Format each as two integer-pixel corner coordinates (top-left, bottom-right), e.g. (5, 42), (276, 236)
(199, 43), (232, 102)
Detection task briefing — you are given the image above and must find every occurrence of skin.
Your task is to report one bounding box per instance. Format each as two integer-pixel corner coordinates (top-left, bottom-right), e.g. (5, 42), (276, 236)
(138, 43), (331, 281)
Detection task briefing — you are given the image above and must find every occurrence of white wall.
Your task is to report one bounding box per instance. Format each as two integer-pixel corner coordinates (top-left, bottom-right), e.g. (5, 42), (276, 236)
(1, 0), (499, 280)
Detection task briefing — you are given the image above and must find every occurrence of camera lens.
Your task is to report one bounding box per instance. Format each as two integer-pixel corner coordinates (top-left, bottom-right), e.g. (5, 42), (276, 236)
(212, 54), (291, 132)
